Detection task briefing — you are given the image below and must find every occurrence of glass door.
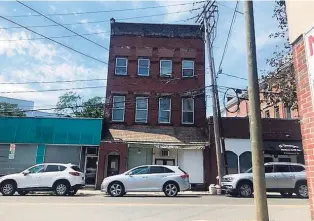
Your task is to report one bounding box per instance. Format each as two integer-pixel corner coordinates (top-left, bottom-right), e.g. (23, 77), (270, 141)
(85, 156), (98, 186)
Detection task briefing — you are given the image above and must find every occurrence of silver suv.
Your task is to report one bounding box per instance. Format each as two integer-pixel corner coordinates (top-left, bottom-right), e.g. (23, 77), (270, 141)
(221, 162), (308, 198)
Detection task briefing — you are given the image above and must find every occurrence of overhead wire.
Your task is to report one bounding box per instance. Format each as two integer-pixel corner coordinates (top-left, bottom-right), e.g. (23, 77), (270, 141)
(16, 1), (109, 51)
(0, 15), (108, 64)
(7, 1), (206, 18)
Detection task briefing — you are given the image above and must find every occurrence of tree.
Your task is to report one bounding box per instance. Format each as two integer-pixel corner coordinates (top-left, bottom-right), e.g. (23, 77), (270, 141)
(0, 102), (26, 117)
(55, 92), (104, 118)
(260, 0), (297, 109)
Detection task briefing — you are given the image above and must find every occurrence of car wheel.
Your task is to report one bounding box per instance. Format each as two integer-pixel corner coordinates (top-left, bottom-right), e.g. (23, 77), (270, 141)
(108, 182), (124, 197)
(54, 181), (69, 196)
(68, 189), (78, 196)
(296, 182), (308, 199)
(280, 192), (293, 197)
(0, 181), (16, 196)
(17, 190), (29, 196)
(237, 181), (253, 198)
(163, 182), (179, 197)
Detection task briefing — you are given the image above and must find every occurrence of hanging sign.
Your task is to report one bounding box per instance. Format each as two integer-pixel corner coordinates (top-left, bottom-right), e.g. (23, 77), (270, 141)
(8, 144), (16, 159)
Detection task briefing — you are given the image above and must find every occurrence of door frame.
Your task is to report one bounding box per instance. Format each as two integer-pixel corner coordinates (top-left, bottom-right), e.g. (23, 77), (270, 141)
(84, 147), (99, 187)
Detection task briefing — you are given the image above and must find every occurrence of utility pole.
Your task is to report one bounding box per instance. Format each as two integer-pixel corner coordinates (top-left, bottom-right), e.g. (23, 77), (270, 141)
(243, 1), (269, 221)
(202, 1), (224, 185)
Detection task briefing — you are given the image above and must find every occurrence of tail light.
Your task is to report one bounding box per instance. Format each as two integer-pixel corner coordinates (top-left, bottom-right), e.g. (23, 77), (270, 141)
(69, 172), (80, 176)
(181, 174), (189, 179)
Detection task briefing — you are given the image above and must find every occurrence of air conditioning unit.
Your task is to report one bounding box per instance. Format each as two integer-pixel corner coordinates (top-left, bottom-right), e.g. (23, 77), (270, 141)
(161, 149), (170, 157)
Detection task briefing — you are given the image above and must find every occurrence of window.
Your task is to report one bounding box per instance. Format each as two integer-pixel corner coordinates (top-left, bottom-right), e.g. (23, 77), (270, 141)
(291, 165), (305, 172)
(285, 106), (292, 119)
(239, 151), (252, 173)
(71, 166), (82, 172)
(265, 110), (270, 118)
(138, 59), (150, 76)
(129, 166), (149, 175)
(44, 165), (60, 172)
(155, 159), (175, 165)
(264, 165), (274, 173)
(264, 157), (274, 163)
(274, 106), (280, 118)
(226, 151), (239, 174)
(135, 97), (148, 123)
(28, 165), (44, 174)
(112, 96), (125, 122)
(160, 60), (172, 76)
(274, 165), (290, 173)
(182, 60), (194, 77)
(279, 158), (291, 162)
(59, 166), (67, 171)
(115, 57), (127, 75)
(182, 98), (194, 124)
(161, 149), (169, 157)
(150, 166), (174, 174)
(158, 97), (171, 123)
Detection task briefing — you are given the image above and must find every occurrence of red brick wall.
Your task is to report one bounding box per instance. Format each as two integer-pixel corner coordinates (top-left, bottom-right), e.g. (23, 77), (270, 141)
(106, 36), (206, 127)
(96, 142), (128, 189)
(293, 36), (314, 216)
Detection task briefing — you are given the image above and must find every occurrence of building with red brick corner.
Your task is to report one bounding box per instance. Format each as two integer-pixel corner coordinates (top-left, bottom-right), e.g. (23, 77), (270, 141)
(96, 21), (208, 189)
(286, 1), (314, 218)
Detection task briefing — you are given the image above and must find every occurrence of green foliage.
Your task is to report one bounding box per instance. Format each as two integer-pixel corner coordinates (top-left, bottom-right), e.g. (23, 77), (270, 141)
(0, 102), (26, 117)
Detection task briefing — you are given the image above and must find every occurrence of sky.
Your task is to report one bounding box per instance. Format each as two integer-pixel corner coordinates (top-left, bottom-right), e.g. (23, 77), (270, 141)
(0, 0), (284, 114)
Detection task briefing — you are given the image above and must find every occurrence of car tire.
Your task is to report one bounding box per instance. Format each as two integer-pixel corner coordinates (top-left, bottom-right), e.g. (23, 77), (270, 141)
(54, 181), (69, 196)
(280, 192), (293, 197)
(237, 181), (253, 198)
(108, 182), (125, 197)
(17, 190), (29, 196)
(295, 181), (308, 199)
(0, 180), (16, 196)
(228, 193), (238, 197)
(163, 181), (179, 197)
(68, 189), (78, 196)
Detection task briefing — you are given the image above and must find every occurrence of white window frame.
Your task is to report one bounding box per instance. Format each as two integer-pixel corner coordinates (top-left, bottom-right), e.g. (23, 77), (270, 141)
(182, 60), (194, 77)
(160, 60), (172, 77)
(182, 98), (194, 124)
(137, 58), (150, 76)
(112, 95), (125, 122)
(135, 97), (148, 123)
(115, 57), (128, 75)
(158, 97), (171, 124)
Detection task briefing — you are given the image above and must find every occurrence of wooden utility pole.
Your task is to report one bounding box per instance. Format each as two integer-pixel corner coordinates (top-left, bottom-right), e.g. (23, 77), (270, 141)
(243, 1), (269, 220)
(203, 2), (224, 185)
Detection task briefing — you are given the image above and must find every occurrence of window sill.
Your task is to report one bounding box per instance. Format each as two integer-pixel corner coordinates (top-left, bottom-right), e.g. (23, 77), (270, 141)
(133, 122), (148, 125)
(181, 123), (195, 126)
(110, 121), (126, 124)
(114, 74), (128, 77)
(182, 75), (197, 79)
(156, 123), (173, 126)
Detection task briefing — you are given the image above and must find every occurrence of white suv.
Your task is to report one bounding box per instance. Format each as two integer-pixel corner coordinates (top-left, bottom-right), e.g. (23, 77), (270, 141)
(0, 163), (85, 196)
(221, 162), (307, 198)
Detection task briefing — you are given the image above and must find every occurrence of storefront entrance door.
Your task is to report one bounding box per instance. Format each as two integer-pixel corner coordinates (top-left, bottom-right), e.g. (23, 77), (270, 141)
(85, 156), (98, 186)
(107, 154), (120, 177)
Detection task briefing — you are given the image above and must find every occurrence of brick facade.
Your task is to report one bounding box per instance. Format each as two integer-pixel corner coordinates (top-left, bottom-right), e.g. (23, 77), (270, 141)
(292, 36), (314, 216)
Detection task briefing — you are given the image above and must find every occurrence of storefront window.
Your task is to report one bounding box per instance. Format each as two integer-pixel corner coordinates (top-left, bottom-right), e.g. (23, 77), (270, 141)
(239, 151), (252, 173)
(226, 151), (238, 174)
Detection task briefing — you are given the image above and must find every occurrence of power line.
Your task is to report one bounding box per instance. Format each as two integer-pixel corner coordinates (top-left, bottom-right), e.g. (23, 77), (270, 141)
(16, 1), (109, 51)
(0, 78), (107, 85)
(217, 1), (239, 73)
(220, 73), (247, 80)
(0, 8), (200, 30)
(0, 15), (108, 64)
(8, 1), (205, 18)
(217, 2), (243, 15)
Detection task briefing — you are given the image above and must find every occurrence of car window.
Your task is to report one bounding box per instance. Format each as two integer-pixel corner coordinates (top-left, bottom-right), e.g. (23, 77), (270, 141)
(274, 165), (290, 173)
(164, 167), (174, 173)
(264, 165), (274, 173)
(28, 165), (45, 174)
(149, 166), (174, 174)
(291, 165), (305, 172)
(129, 166), (149, 175)
(59, 166), (67, 171)
(71, 166), (82, 172)
(44, 165), (60, 172)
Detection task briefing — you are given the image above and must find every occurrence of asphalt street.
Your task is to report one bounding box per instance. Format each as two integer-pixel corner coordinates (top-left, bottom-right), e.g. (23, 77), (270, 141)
(0, 192), (310, 221)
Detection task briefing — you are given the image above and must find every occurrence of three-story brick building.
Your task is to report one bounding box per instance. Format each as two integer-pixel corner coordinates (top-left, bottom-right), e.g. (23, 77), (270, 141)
(96, 21), (208, 189)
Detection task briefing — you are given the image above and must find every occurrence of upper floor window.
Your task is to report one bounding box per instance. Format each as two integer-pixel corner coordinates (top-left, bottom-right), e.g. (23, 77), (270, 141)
(160, 60), (172, 77)
(274, 106), (280, 118)
(115, 57), (127, 75)
(285, 106), (292, 119)
(112, 96), (125, 122)
(135, 97), (148, 123)
(265, 110), (270, 118)
(158, 97), (171, 123)
(182, 60), (194, 77)
(138, 59), (150, 76)
(182, 98), (194, 124)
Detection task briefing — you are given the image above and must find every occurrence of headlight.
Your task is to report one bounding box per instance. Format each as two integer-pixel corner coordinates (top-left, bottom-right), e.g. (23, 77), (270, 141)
(222, 177), (234, 182)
